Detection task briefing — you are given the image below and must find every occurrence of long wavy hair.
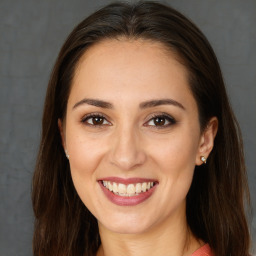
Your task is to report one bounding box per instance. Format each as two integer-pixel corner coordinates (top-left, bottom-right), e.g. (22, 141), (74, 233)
(32, 1), (251, 256)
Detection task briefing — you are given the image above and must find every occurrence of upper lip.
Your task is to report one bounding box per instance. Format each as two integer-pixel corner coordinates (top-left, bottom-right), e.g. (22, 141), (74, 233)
(98, 177), (158, 185)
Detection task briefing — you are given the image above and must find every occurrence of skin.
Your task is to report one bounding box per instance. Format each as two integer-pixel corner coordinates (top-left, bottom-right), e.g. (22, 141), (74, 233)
(59, 39), (218, 256)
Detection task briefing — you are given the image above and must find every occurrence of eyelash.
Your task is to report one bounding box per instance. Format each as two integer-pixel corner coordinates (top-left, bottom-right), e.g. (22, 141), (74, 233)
(145, 113), (176, 128)
(81, 113), (111, 127)
(81, 112), (176, 128)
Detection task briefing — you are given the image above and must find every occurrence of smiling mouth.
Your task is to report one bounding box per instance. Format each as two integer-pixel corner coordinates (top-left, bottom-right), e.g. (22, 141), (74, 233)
(100, 180), (157, 197)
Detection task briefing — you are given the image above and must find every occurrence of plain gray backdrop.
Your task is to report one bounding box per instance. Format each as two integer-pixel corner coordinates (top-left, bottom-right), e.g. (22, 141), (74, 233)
(0, 0), (255, 255)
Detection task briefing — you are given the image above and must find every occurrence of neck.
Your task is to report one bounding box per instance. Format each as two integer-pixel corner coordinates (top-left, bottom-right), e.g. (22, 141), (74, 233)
(97, 209), (203, 256)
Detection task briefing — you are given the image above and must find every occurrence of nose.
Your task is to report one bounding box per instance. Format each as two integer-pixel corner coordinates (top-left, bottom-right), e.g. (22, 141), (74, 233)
(108, 125), (146, 171)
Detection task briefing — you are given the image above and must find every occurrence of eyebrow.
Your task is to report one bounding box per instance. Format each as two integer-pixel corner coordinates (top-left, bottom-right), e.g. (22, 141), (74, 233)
(139, 99), (185, 110)
(72, 98), (185, 110)
(73, 98), (113, 110)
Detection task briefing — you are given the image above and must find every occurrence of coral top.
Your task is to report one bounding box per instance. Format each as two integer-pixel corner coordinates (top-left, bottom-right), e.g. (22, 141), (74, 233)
(191, 244), (214, 256)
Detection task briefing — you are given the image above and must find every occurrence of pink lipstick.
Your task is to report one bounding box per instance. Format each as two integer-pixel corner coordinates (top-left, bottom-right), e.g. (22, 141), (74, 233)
(98, 177), (158, 206)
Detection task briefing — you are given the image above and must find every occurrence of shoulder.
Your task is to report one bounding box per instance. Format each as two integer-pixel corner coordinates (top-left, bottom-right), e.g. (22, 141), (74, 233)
(191, 244), (214, 256)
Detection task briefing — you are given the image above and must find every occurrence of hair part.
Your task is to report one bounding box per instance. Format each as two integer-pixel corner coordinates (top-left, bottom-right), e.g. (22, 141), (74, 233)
(32, 1), (251, 256)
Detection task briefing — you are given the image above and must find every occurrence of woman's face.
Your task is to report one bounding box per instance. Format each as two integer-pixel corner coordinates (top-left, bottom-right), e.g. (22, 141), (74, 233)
(61, 39), (208, 234)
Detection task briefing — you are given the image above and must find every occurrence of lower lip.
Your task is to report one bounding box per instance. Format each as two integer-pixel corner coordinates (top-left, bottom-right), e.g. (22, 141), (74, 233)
(99, 181), (157, 206)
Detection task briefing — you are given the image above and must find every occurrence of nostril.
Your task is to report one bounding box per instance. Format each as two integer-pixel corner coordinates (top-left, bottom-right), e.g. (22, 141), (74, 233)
(109, 150), (147, 171)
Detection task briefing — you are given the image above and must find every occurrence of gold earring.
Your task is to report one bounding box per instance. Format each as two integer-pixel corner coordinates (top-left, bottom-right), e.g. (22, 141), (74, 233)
(200, 156), (207, 164)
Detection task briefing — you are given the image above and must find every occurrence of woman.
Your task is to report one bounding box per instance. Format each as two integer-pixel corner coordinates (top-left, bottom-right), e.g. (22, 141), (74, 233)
(32, 1), (251, 256)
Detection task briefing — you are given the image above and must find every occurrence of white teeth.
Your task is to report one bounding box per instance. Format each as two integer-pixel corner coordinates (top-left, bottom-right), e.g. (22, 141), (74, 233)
(102, 181), (155, 196)
(127, 184), (135, 194)
(135, 183), (142, 193)
(108, 182), (113, 191)
(142, 182), (147, 192)
(113, 182), (118, 193)
(118, 183), (126, 194)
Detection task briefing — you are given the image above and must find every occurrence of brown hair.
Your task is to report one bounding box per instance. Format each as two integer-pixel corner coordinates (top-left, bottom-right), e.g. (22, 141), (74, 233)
(32, 1), (251, 256)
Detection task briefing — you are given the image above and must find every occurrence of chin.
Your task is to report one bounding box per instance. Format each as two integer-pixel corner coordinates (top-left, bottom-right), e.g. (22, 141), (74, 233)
(98, 211), (157, 235)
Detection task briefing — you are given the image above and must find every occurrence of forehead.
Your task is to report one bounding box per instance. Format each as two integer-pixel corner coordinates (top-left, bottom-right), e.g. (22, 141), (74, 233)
(79, 38), (176, 62)
(76, 38), (183, 75)
(69, 38), (195, 109)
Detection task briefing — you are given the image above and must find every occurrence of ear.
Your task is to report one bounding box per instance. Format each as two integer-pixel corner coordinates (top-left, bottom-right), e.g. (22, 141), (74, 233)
(195, 117), (218, 166)
(58, 118), (66, 149)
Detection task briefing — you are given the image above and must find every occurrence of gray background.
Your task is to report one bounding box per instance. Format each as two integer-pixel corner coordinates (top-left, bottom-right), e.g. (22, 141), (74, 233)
(0, 0), (255, 255)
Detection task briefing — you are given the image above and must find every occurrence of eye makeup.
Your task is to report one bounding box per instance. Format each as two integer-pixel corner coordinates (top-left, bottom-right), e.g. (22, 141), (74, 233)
(80, 111), (177, 130)
(81, 112), (111, 127)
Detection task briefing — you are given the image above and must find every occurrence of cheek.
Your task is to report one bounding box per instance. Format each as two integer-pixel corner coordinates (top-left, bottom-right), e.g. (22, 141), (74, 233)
(69, 140), (101, 174)
(65, 123), (106, 174)
(149, 132), (199, 196)
(151, 132), (199, 173)
(66, 135), (106, 208)
(65, 130), (108, 204)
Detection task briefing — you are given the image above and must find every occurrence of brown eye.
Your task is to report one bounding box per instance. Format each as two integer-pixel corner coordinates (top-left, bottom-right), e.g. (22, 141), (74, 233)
(154, 117), (166, 126)
(146, 114), (176, 128)
(82, 114), (111, 126)
(92, 116), (104, 125)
